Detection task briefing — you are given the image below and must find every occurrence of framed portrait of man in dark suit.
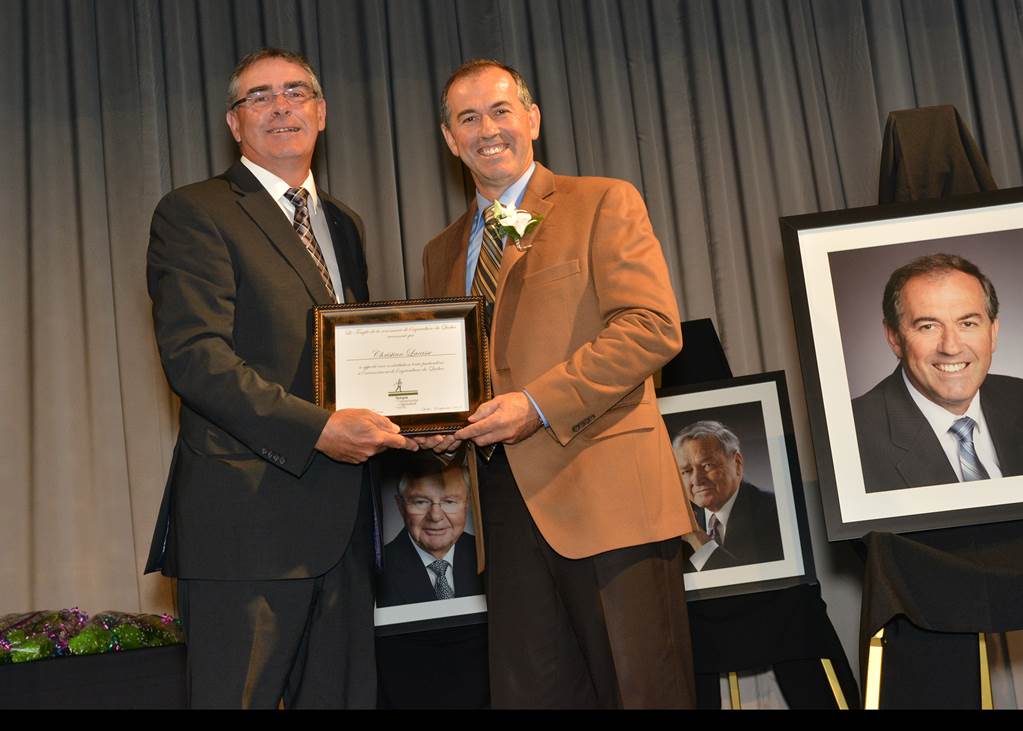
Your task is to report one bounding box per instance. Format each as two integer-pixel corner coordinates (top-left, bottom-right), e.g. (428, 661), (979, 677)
(783, 188), (1023, 539)
(373, 453), (486, 635)
(657, 372), (816, 601)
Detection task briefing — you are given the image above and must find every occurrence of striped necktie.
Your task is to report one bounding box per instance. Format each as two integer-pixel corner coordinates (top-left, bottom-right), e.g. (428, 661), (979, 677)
(469, 205), (504, 461)
(949, 416), (990, 482)
(284, 187), (338, 303)
(471, 203), (504, 331)
(708, 514), (724, 546)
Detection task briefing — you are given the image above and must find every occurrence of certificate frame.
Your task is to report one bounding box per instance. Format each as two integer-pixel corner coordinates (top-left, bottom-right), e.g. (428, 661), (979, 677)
(313, 297), (491, 434)
(781, 187), (1023, 539)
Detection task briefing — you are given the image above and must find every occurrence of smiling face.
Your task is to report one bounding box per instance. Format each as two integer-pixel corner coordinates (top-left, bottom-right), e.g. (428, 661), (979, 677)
(396, 468), (469, 559)
(226, 57), (326, 184)
(440, 65), (540, 200)
(676, 437), (743, 514)
(885, 270), (1000, 415)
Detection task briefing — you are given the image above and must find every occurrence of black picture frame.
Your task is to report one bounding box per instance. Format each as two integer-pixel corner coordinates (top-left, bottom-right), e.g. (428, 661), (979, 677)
(658, 372), (816, 601)
(372, 454), (487, 636)
(782, 187), (1023, 539)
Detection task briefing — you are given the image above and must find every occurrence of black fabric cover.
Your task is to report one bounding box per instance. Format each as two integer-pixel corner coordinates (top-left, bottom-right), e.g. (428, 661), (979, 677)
(660, 319), (732, 389)
(689, 584), (859, 709)
(376, 624), (489, 709)
(876, 616), (980, 709)
(879, 105), (998, 204)
(858, 524), (1023, 705)
(0, 645), (186, 709)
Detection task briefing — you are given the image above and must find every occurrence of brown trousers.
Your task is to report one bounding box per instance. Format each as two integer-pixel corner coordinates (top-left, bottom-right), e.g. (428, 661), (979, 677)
(480, 448), (697, 709)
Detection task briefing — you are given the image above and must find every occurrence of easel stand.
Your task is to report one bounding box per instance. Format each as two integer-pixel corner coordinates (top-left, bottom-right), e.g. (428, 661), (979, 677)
(858, 105), (1022, 709)
(664, 322), (858, 709)
(858, 525), (1023, 709)
(689, 584), (858, 709)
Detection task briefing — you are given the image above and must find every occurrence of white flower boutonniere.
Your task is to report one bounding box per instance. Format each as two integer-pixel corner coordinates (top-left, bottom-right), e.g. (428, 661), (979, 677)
(490, 200), (543, 251)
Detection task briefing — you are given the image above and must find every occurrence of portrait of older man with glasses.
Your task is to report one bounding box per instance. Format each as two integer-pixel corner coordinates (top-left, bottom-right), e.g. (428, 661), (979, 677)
(145, 47), (416, 709)
(378, 458), (482, 607)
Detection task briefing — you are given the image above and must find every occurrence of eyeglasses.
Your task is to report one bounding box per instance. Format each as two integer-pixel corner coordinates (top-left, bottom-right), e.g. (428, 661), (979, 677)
(403, 497), (465, 515)
(230, 84), (318, 111)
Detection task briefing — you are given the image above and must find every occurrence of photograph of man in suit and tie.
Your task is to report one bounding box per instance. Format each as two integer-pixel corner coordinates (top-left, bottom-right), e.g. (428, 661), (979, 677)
(672, 420), (784, 573)
(850, 253), (1023, 492)
(377, 457), (483, 608)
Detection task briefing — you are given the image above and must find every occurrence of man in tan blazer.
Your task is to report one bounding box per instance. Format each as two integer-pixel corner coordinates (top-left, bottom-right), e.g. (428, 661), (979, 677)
(420, 59), (696, 708)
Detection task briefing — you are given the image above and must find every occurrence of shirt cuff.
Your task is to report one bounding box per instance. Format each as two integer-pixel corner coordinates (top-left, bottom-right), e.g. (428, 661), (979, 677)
(521, 389), (549, 428)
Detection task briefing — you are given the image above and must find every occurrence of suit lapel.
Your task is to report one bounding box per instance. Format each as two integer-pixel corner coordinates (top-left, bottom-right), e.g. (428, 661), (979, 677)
(323, 198), (368, 303)
(981, 382), (1023, 475)
(446, 204), (475, 297)
(226, 162), (336, 305)
(394, 530), (436, 602)
(490, 164), (556, 369)
(884, 371), (958, 486)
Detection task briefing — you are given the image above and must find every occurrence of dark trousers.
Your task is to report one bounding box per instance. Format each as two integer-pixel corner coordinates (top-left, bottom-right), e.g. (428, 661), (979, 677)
(176, 486), (376, 709)
(479, 448), (697, 709)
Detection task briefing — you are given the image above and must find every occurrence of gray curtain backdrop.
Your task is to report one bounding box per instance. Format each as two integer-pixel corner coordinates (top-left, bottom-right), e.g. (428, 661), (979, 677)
(5, 0), (1023, 678)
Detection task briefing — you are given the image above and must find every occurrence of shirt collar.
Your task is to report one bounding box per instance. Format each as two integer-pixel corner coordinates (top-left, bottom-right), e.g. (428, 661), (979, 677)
(241, 156), (320, 214)
(705, 481), (742, 529)
(474, 162), (537, 226)
(902, 366), (986, 434)
(407, 531), (457, 568)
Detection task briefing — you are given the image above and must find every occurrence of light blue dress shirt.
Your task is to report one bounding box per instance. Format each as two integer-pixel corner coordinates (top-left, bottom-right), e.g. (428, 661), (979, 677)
(464, 163), (547, 426)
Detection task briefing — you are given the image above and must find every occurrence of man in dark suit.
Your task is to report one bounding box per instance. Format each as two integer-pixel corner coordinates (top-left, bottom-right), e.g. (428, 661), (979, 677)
(377, 459), (482, 606)
(672, 421), (784, 572)
(417, 60), (695, 708)
(145, 48), (415, 708)
(852, 254), (1023, 492)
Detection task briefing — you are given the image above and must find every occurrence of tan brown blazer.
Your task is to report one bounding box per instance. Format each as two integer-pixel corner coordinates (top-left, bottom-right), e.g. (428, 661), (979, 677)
(423, 163), (692, 558)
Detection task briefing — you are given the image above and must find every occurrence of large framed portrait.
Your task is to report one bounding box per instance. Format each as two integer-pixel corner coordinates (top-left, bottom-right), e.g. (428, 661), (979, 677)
(782, 188), (1023, 539)
(658, 372), (815, 601)
(373, 452), (487, 636)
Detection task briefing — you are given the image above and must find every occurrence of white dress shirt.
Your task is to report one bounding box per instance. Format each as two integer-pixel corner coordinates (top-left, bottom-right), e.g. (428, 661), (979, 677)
(689, 484), (742, 570)
(902, 368), (1002, 481)
(241, 156), (345, 302)
(407, 533), (457, 595)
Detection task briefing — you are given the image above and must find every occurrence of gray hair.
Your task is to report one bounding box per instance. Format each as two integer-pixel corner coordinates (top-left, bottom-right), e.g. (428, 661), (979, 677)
(672, 420), (741, 457)
(226, 47), (323, 110)
(440, 58), (535, 127)
(397, 457), (469, 497)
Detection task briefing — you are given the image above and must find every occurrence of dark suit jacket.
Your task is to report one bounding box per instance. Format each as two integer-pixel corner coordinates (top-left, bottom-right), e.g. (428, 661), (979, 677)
(852, 368), (1023, 493)
(685, 481), (784, 572)
(376, 530), (482, 607)
(145, 161), (369, 580)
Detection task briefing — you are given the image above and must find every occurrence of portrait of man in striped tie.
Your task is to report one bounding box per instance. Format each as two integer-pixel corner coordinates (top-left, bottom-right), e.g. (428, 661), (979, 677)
(852, 253), (1023, 492)
(377, 458), (482, 608)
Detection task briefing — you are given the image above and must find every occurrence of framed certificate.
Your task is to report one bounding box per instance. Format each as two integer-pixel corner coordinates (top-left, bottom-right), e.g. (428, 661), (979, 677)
(313, 297), (491, 434)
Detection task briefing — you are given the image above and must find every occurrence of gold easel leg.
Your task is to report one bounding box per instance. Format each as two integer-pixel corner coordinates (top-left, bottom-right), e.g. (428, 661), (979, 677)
(727, 671), (741, 709)
(864, 627), (885, 710)
(820, 658), (849, 709)
(979, 633), (993, 710)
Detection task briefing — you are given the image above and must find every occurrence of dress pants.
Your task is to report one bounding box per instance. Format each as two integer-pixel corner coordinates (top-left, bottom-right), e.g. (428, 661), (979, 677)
(479, 447), (697, 709)
(176, 482), (376, 709)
